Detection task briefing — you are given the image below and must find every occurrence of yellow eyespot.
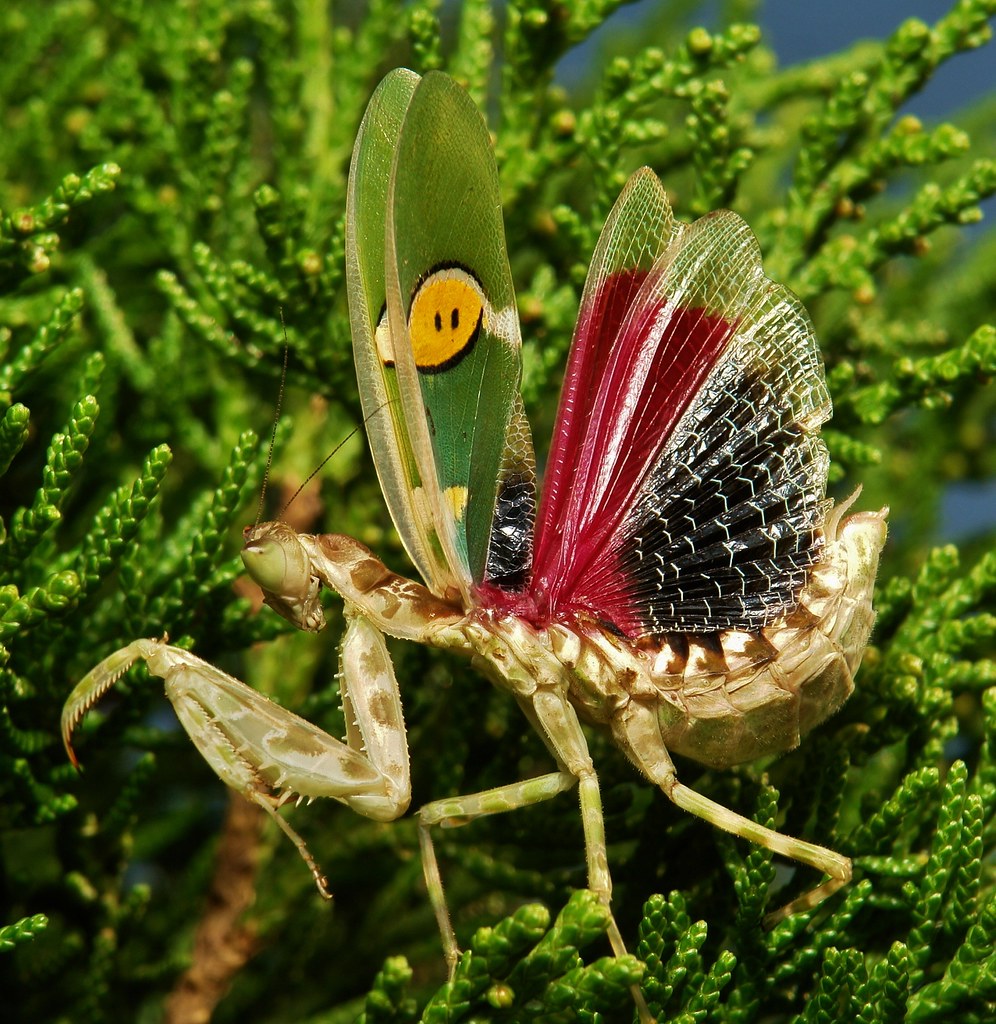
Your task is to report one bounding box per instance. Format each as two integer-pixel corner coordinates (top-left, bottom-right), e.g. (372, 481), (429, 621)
(409, 266), (486, 372)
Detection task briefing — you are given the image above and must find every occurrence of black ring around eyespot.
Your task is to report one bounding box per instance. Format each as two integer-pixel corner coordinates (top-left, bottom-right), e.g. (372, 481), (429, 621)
(408, 263), (487, 375)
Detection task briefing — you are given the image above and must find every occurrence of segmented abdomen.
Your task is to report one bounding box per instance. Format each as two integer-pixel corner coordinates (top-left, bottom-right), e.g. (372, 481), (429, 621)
(649, 504), (887, 768)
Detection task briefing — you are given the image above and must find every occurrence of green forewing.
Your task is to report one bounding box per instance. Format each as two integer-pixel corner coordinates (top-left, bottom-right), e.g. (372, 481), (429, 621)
(385, 72), (531, 596)
(346, 69), (457, 598)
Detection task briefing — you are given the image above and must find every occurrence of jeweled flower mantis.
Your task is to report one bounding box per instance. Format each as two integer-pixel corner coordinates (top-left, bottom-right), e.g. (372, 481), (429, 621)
(63, 69), (887, 1020)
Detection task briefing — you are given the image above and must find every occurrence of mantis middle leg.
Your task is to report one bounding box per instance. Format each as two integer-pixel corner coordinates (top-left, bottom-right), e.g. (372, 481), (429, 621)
(416, 683), (654, 1020)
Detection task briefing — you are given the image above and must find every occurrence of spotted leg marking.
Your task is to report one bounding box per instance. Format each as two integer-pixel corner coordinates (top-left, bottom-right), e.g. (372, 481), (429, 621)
(61, 610), (411, 899)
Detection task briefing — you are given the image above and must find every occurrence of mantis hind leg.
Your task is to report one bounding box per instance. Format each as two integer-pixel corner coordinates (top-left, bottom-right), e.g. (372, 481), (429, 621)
(612, 699), (850, 926)
(669, 781), (851, 924)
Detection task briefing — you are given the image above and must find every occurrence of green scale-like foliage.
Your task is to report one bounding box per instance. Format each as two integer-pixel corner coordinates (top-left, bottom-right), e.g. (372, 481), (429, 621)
(0, 1), (994, 1021)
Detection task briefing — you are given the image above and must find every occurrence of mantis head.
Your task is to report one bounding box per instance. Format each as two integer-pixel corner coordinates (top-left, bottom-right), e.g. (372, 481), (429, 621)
(242, 522), (326, 633)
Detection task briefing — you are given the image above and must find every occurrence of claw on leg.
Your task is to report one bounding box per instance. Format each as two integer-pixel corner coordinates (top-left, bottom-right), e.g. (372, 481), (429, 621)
(62, 616), (412, 904)
(252, 792), (333, 900)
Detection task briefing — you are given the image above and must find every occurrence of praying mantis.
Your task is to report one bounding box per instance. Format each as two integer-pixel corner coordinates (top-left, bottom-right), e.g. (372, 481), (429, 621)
(62, 69), (887, 1018)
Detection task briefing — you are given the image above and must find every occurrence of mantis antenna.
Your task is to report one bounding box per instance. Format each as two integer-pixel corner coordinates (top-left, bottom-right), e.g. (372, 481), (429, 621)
(276, 401), (397, 523)
(253, 311), (290, 528)
(252, 312), (386, 525)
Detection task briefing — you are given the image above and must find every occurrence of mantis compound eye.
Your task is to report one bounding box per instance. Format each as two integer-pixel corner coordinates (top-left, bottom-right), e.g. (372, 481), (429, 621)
(242, 521), (312, 597)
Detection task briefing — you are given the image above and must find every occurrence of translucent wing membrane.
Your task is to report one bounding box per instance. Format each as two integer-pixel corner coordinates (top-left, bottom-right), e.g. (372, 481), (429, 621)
(385, 73), (534, 599)
(348, 70), (534, 601)
(529, 171), (831, 637)
(346, 69), (454, 594)
(533, 170), (677, 566)
(596, 286), (831, 634)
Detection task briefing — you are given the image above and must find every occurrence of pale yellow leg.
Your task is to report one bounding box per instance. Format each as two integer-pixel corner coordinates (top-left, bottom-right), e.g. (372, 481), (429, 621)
(416, 684), (655, 1022)
(613, 700), (850, 926)
(525, 689), (655, 1023)
(418, 770), (578, 972)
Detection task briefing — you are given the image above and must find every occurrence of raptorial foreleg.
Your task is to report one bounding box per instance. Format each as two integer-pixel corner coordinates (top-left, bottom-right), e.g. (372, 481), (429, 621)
(62, 610), (411, 898)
